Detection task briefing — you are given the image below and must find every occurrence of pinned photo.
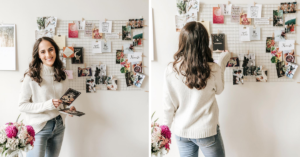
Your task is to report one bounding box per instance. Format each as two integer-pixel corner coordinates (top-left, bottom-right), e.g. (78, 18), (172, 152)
(286, 63), (298, 78)
(175, 15), (187, 32)
(233, 69), (244, 85)
(239, 13), (251, 25)
(132, 61), (143, 73)
(78, 67), (92, 77)
(280, 2), (297, 13)
(270, 47), (283, 63)
(254, 66), (262, 76)
(92, 27), (102, 39)
(186, 10), (198, 23)
(285, 17), (296, 33)
(60, 88), (81, 106)
(256, 70), (268, 82)
(283, 49), (296, 65)
(276, 61), (286, 78)
(86, 78), (96, 93)
(120, 59), (131, 73)
(62, 47), (74, 58)
(124, 43), (134, 54)
(132, 31), (143, 46)
(68, 23), (78, 38)
(75, 20), (85, 30)
(36, 16), (57, 30)
(128, 18), (143, 29)
(125, 72), (134, 87)
(116, 50), (124, 64)
(101, 41), (111, 53)
(107, 78), (117, 90)
(213, 7), (224, 24)
(72, 47), (83, 64)
(133, 73), (145, 88)
(93, 64), (106, 77)
(274, 30), (286, 41)
(266, 37), (275, 53)
(273, 10), (283, 26)
(122, 26), (132, 40)
(226, 57), (240, 67)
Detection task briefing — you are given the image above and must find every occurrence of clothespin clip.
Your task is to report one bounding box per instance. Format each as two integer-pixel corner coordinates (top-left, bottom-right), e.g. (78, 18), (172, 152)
(243, 25), (246, 29)
(295, 42), (299, 45)
(142, 65), (147, 67)
(118, 32), (122, 36)
(228, 1), (230, 5)
(145, 91), (149, 92)
(248, 50), (249, 55)
(231, 52), (233, 58)
(96, 39), (98, 42)
(253, 25), (256, 29)
(278, 6), (280, 11)
(122, 46), (124, 51)
(105, 18), (107, 22)
(254, 2), (256, 6)
(201, 19), (204, 22)
(142, 38), (146, 40)
(104, 38), (107, 43)
(218, 4), (220, 8)
(72, 43), (75, 47)
(99, 62), (101, 66)
(142, 54), (146, 57)
(272, 32), (274, 38)
(269, 18), (273, 21)
(142, 25), (148, 27)
(73, 21), (75, 24)
(84, 63), (87, 68)
(58, 33), (61, 37)
(217, 29), (220, 35)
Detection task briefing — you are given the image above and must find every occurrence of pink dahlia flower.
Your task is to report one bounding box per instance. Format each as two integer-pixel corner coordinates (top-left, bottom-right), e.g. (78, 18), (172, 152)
(5, 125), (18, 138)
(160, 125), (171, 139)
(26, 125), (35, 146)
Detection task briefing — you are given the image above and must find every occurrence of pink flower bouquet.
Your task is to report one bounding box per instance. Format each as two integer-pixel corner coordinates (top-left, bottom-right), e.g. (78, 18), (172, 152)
(0, 115), (35, 157)
(151, 112), (171, 156)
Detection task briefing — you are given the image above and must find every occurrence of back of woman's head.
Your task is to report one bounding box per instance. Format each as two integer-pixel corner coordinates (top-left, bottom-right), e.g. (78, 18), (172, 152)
(173, 21), (214, 90)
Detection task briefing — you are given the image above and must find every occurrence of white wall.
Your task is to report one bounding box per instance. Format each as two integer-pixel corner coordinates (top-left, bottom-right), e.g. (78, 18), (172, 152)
(0, 0), (149, 157)
(151, 0), (300, 157)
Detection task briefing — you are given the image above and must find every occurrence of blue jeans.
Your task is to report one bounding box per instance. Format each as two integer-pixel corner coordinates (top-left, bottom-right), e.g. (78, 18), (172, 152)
(27, 115), (65, 157)
(175, 126), (225, 157)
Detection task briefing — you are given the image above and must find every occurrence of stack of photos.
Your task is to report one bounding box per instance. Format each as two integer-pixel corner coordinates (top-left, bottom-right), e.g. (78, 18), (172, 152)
(233, 69), (244, 85)
(36, 16), (57, 40)
(213, 7), (224, 24)
(133, 72), (146, 88)
(266, 37), (275, 52)
(60, 88), (81, 106)
(273, 10), (283, 26)
(125, 72), (134, 87)
(175, 0), (200, 31)
(285, 17), (296, 33)
(128, 18), (143, 29)
(116, 50), (124, 64)
(132, 31), (143, 46)
(59, 108), (85, 117)
(211, 34), (225, 52)
(283, 49), (296, 66)
(274, 30), (286, 41)
(276, 61), (286, 78)
(240, 13), (251, 25)
(122, 26), (131, 40)
(78, 67), (92, 77)
(86, 78), (96, 93)
(72, 47), (83, 64)
(280, 2), (297, 13)
(256, 70), (268, 82)
(285, 63), (298, 78)
(270, 47), (283, 63)
(106, 76), (118, 90)
(226, 57), (240, 67)
(132, 61), (143, 73)
(120, 59), (131, 73)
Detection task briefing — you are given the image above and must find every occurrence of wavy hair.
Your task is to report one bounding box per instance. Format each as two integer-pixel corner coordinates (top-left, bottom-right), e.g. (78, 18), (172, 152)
(173, 22), (214, 90)
(23, 37), (66, 85)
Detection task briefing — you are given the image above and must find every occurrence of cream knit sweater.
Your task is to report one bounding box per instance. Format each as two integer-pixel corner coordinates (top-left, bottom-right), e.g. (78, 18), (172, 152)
(162, 51), (230, 138)
(18, 64), (68, 134)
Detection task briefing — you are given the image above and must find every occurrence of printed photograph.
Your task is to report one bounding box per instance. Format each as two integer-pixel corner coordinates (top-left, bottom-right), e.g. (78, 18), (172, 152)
(244, 66), (256, 76)
(233, 69), (244, 85)
(95, 76), (101, 85)
(122, 26), (132, 40)
(86, 78), (96, 93)
(0, 26), (14, 47)
(276, 61), (286, 78)
(256, 70), (268, 82)
(240, 13), (251, 25)
(120, 59), (131, 73)
(211, 34), (225, 51)
(280, 2), (297, 13)
(231, 6), (241, 22)
(274, 30), (286, 41)
(93, 64), (106, 77)
(273, 10), (283, 26)
(72, 47), (83, 64)
(176, 0), (187, 15)
(68, 23), (78, 38)
(286, 63), (298, 78)
(133, 72), (145, 88)
(107, 78), (118, 90)
(60, 88), (81, 106)
(124, 43), (134, 54)
(221, 4), (232, 15)
(266, 37), (275, 52)
(283, 49), (296, 65)
(186, 10), (198, 23)
(254, 66), (262, 76)
(62, 47), (75, 58)
(213, 7), (224, 24)
(101, 41), (111, 52)
(99, 21), (112, 33)
(226, 57), (240, 67)
(285, 17), (296, 33)
(132, 61), (143, 73)
(175, 15), (187, 32)
(78, 67), (92, 77)
(186, 0), (200, 13)
(132, 31), (143, 46)
(37, 16), (57, 30)
(59, 108), (85, 117)
(270, 47), (283, 63)
(92, 27), (102, 39)
(101, 76), (108, 84)
(125, 72), (134, 87)
(116, 50), (124, 64)
(75, 20), (85, 30)
(244, 53), (256, 67)
(128, 18), (143, 29)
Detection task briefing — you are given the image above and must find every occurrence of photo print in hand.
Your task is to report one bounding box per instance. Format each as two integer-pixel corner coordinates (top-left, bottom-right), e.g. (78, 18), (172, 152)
(72, 47), (83, 64)
(60, 88), (81, 106)
(59, 108), (85, 117)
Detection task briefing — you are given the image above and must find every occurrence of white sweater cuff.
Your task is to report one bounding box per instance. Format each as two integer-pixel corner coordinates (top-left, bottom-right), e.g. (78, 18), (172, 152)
(45, 99), (57, 110)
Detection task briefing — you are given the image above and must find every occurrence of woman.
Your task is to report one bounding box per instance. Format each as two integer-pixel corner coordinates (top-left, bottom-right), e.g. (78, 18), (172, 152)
(19, 37), (76, 157)
(162, 22), (230, 157)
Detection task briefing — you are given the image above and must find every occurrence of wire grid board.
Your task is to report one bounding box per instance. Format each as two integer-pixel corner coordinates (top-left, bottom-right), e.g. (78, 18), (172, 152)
(56, 20), (144, 91)
(198, 4), (297, 82)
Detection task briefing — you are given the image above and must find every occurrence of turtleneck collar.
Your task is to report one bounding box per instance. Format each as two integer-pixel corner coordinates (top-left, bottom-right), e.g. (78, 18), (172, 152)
(41, 64), (55, 75)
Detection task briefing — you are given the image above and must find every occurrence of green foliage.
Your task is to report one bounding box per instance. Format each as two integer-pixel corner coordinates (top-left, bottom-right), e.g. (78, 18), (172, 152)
(37, 17), (45, 30)
(177, 1), (186, 14)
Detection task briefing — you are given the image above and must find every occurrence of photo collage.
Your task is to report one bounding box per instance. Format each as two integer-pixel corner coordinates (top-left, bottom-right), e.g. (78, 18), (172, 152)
(175, 0), (200, 32)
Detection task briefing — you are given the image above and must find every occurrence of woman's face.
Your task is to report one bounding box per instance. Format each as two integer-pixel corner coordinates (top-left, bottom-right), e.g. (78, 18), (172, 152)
(38, 40), (56, 67)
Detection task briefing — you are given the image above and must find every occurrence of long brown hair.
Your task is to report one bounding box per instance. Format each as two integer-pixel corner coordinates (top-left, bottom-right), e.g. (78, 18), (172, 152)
(173, 22), (214, 90)
(23, 37), (66, 85)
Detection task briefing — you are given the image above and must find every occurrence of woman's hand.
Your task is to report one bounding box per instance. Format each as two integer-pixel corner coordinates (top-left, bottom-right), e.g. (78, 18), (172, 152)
(52, 99), (62, 108)
(222, 50), (229, 53)
(69, 106), (76, 117)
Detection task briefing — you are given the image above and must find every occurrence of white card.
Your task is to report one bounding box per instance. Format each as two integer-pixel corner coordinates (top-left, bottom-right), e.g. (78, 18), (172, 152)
(274, 30), (286, 42)
(247, 4), (262, 18)
(231, 6), (241, 22)
(84, 22), (93, 37)
(279, 40), (295, 51)
(105, 32), (120, 39)
(249, 27), (260, 40)
(75, 20), (85, 30)
(99, 21), (112, 33)
(128, 52), (142, 62)
(101, 41), (111, 52)
(221, 4), (232, 15)
(254, 17), (270, 25)
(239, 27), (251, 41)
(53, 35), (66, 49)
(92, 41), (102, 53)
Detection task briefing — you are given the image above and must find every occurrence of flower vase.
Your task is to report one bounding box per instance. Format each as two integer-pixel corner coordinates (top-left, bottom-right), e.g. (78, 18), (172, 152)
(7, 150), (23, 157)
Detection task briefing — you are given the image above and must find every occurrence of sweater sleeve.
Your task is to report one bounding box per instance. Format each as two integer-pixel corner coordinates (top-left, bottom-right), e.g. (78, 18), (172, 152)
(18, 75), (56, 113)
(162, 67), (177, 128)
(215, 51), (231, 95)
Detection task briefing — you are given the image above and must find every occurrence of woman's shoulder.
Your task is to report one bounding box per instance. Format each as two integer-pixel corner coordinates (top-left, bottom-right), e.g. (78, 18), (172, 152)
(209, 62), (221, 72)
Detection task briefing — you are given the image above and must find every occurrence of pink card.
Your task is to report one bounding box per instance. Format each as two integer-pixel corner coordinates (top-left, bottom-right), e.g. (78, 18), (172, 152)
(68, 23), (78, 38)
(65, 70), (73, 79)
(213, 7), (224, 24)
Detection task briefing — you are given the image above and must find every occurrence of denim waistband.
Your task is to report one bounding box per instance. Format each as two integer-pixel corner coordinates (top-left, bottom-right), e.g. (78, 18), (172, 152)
(50, 115), (62, 121)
